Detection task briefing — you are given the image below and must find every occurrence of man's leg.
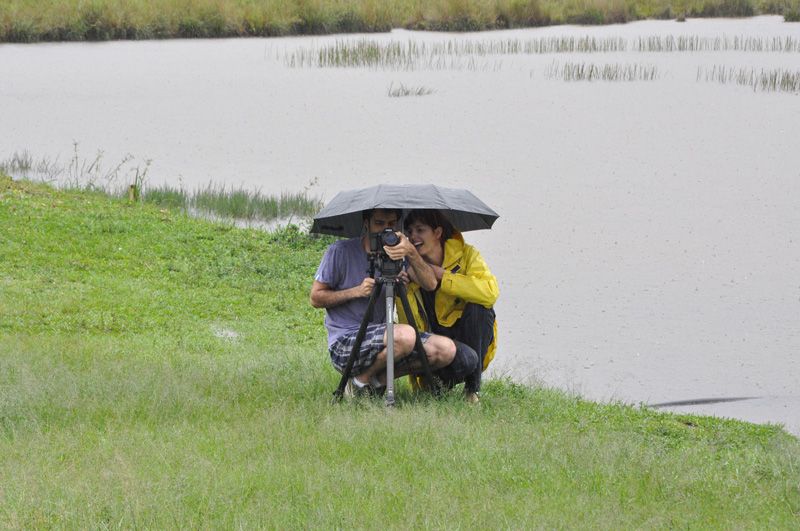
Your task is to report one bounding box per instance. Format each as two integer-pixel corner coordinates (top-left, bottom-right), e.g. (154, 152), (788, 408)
(354, 324), (418, 385)
(371, 327), (456, 385)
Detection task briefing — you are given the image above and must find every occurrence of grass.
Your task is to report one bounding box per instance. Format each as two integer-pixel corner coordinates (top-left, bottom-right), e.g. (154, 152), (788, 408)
(387, 81), (435, 97)
(2, 0), (800, 43)
(698, 65), (800, 92)
(191, 182), (323, 221)
(0, 143), (139, 196)
(0, 149), (324, 224)
(2, 173), (800, 527)
(285, 36), (628, 68)
(284, 36), (628, 70)
(284, 34), (798, 71)
(545, 60), (659, 80)
(284, 39), (504, 70)
(633, 34), (800, 52)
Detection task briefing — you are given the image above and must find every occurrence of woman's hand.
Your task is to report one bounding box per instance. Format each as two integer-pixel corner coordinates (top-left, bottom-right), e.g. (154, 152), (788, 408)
(382, 233), (415, 261)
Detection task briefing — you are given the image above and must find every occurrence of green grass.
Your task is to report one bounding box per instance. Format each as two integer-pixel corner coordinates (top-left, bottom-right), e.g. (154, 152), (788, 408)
(284, 36), (629, 70)
(388, 81), (435, 97)
(545, 60), (659, 81)
(284, 34), (798, 72)
(191, 182), (323, 221)
(1, 173), (800, 527)
(2, 0), (800, 43)
(0, 150), (323, 223)
(698, 65), (800, 92)
(633, 34), (800, 52)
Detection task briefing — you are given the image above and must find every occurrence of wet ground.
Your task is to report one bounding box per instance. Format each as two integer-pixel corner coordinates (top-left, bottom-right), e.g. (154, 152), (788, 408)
(2, 16), (798, 434)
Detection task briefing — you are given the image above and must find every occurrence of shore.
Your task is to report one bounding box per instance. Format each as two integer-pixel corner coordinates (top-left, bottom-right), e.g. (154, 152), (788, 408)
(2, 174), (798, 527)
(1, 0), (799, 43)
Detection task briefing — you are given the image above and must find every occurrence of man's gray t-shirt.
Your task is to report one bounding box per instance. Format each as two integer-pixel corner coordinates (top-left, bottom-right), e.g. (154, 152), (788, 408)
(315, 238), (386, 346)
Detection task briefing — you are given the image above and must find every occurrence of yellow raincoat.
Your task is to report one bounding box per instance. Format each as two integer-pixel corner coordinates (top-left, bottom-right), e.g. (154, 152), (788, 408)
(397, 233), (499, 371)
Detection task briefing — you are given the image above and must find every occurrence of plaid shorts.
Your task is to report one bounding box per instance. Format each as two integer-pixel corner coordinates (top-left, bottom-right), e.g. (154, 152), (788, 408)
(329, 323), (431, 375)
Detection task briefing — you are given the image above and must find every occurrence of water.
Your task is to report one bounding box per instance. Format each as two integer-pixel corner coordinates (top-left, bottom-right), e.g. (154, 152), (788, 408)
(2, 16), (799, 434)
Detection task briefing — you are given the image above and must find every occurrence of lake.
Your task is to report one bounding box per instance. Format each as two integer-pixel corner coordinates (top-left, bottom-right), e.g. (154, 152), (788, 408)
(2, 16), (798, 433)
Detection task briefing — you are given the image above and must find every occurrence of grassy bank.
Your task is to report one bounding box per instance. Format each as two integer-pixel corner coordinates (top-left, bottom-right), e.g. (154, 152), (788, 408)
(1, 173), (799, 527)
(1, 0), (799, 43)
(0, 150), (323, 225)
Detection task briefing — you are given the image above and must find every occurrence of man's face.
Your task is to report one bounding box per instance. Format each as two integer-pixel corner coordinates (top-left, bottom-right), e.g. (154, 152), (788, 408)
(367, 210), (399, 233)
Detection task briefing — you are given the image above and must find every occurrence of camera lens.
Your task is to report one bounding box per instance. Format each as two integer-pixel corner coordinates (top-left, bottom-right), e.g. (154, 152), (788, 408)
(381, 228), (400, 247)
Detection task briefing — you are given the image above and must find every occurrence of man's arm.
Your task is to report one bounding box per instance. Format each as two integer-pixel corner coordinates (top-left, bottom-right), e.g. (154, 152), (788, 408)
(309, 278), (375, 309)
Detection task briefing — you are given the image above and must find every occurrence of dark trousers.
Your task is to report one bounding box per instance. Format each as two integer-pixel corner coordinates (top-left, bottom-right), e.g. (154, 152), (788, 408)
(430, 303), (495, 393)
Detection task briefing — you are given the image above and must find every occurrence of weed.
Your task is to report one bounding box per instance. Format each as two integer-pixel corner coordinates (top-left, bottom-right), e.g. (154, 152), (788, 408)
(284, 36), (628, 71)
(388, 82), (435, 97)
(1, 149), (324, 224)
(633, 34), (800, 52)
(544, 61), (659, 81)
(699, 65), (800, 92)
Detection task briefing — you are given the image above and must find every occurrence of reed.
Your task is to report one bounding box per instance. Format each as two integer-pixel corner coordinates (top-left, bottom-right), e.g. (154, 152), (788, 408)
(544, 61), (659, 81)
(285, 33), (799, 72)
(0, 150), (62, 181)
(634, 34), (800, 52)
(142, 183), (190, 209)
(1, 150), (323, 223)
(699, 65), (800, 92)
(0, 143), (137, 195)
(387, 82), (435, 97)
(285, 36), (629, 70)
(191, 183), (323, 221)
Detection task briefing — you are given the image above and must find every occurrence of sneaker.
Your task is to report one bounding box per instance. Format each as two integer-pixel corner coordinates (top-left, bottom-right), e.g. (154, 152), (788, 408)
(344, 377), (373, 398)
(465, 391), (480, 405)
(369, 375), (386, 396)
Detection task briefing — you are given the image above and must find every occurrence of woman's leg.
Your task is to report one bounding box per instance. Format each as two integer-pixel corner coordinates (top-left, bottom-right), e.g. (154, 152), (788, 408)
(432, 341), (478, 389)
(453, 304), (495, 393)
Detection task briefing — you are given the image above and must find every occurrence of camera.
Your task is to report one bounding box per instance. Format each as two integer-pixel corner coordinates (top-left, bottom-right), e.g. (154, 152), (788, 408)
(368, 228), (404, 278)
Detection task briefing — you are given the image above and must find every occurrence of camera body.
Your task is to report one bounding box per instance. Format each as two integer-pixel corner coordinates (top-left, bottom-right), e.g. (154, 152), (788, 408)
(368, 228), (404, 278)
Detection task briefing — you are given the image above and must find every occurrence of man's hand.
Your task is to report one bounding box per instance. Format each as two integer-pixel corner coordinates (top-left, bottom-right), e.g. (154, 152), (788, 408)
(354, 277), (376, 298)
(397, 270), (410, 287)
(310, 277), (375, 309)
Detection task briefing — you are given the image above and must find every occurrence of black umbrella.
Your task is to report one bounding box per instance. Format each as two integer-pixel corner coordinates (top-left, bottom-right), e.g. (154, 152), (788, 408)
(310, 184), (499, 237)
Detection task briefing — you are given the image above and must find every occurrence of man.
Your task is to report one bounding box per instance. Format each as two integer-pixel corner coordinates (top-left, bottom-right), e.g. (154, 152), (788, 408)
(310, 209), (477, 396)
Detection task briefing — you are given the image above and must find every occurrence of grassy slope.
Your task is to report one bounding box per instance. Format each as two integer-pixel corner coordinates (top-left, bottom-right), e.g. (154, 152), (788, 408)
(1, 174), (799, 528)
(0, 0), (798, 43)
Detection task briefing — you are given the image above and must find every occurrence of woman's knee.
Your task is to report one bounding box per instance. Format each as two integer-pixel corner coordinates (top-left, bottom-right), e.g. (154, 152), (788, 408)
(426, 336), (456, 368)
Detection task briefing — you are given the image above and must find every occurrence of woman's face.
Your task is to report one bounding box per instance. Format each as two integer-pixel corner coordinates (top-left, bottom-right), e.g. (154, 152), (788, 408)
(406, 220), (442, 257)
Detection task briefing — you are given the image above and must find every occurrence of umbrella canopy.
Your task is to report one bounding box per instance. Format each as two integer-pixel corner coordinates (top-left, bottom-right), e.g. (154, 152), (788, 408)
(310, 184), (499, 237)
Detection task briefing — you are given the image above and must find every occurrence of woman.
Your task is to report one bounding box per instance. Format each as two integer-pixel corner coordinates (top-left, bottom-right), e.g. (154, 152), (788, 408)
(398, 209), (498, 402)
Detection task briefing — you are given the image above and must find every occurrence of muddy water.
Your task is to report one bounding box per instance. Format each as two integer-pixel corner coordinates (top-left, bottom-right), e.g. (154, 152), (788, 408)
(2, 16), (798, 434)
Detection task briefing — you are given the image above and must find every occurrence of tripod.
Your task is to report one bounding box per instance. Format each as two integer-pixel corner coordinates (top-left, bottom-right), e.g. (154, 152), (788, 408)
(333, 273), (439, 406)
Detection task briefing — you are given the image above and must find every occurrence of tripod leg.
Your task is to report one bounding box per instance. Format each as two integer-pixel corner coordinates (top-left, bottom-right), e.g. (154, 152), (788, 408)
(384, 282), (396, 407)
(396, 284), (441, 396)
(332, 280), (382, 401)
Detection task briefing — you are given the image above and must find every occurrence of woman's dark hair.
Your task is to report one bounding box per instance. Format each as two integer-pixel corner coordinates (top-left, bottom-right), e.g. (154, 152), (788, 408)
(404, 209), (455, 241)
